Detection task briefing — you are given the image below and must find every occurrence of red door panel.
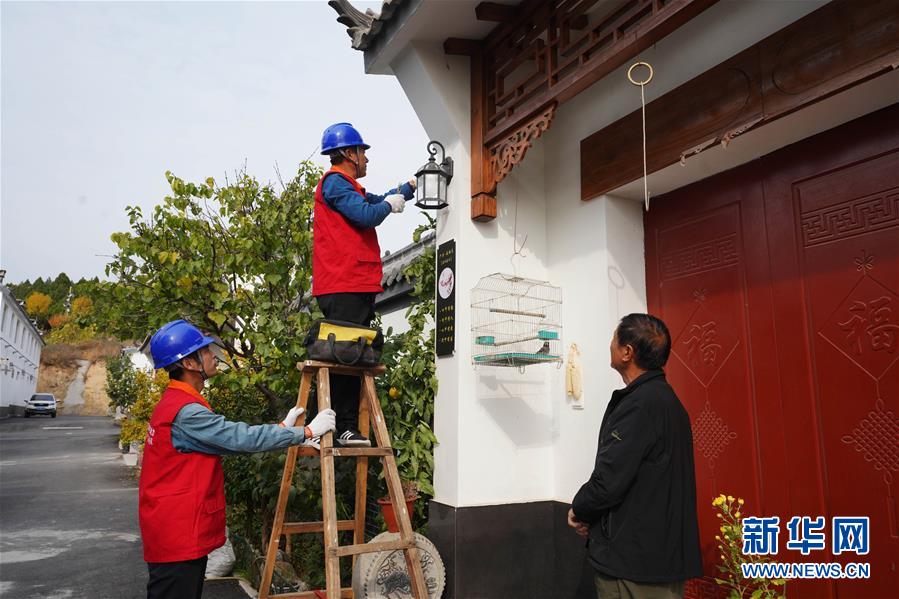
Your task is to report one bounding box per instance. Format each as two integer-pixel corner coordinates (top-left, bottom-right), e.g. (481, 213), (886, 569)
(763, 118), (899, 598)
(646, 104), (899, 598)
(647, 160), (795, 598)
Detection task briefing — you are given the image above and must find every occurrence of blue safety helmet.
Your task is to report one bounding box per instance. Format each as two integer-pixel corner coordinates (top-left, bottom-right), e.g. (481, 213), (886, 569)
(149, 319), (216, 370)
(320, 122), (370, 155)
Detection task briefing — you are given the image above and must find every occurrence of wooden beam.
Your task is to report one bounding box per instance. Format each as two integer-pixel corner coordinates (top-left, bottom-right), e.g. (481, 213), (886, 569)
(475, 2), (517, 23)
(569, 14), (588, 30)
(470, 48), (497, 221)
(580, 0), (899, 201)
(443, 37), (480, 56)
(471, 195), (497, 222)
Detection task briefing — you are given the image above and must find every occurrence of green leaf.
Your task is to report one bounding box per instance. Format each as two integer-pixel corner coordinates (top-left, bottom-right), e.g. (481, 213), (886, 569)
(208, 311), (227, 326)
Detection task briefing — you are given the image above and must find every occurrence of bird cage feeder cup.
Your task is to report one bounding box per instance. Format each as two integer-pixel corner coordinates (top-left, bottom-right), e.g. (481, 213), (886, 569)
(471, 273), (563, 369)
(415, 140), (453, 210)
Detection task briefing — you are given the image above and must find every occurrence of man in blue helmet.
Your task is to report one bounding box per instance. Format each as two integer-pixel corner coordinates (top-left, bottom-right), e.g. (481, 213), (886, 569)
(312, 122), (416, 447)
(139, 319), (336, 599)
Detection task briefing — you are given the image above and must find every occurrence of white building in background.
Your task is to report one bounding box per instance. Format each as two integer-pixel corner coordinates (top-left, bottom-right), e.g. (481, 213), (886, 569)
(123, 345), (154, 373)
(0, 272), (45, 417)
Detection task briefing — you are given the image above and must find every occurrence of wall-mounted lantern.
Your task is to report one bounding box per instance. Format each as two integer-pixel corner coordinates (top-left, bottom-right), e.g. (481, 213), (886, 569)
(415, 141), (453, 210)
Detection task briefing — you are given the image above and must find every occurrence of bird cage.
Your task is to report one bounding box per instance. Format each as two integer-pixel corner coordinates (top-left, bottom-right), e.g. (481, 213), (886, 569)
(471, 273), (562, 370)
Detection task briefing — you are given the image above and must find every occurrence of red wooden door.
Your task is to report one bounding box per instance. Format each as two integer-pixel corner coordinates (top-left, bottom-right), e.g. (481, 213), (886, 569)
(646, 104), (899, 598)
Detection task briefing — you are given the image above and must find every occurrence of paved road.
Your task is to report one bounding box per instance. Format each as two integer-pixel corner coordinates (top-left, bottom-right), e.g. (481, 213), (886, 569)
(0, 415), (146, 598)
(0, 415), (253, 599)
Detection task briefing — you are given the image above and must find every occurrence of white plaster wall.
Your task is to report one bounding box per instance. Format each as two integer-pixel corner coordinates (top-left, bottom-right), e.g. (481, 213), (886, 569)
(386, 0), (830, 508)
(0, 292), (42, 409)
(392, 44), (470, 506)
(393, 44), (558, 506)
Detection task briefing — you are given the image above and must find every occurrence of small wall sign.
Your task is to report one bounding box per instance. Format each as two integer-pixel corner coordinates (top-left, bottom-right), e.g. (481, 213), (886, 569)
(436, 240), (456, 357)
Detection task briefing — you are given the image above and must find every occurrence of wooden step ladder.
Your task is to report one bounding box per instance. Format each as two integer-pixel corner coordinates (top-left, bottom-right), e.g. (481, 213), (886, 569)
(259, 360), (429, 599)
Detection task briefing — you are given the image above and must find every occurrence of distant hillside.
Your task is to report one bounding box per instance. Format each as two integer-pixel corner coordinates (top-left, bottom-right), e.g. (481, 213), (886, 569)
(38, 339), (123, 415)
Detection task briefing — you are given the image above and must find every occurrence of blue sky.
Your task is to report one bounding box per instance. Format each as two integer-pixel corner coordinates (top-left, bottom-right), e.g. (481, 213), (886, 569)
(1, 1), (430, 283)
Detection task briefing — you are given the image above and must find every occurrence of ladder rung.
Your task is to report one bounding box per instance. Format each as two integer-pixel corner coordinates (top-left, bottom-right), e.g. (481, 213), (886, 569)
(295, 446), (319, 457)
(323, 447), (393, 457)
(270, 589), (353, 598)
(329, 537), (415, 558)
(298, 360), (387, 376)
(281, 520), (354, 535)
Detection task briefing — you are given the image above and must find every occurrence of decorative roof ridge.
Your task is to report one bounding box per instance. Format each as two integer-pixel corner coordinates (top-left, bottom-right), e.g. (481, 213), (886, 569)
(328, 0), (405, 51)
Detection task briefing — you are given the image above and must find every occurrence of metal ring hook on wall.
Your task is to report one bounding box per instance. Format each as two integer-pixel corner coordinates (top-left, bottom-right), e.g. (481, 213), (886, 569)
(627, 62), (653, 86)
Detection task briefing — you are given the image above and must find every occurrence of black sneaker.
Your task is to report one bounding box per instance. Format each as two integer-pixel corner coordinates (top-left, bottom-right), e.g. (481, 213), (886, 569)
(337, 429), (371, 447)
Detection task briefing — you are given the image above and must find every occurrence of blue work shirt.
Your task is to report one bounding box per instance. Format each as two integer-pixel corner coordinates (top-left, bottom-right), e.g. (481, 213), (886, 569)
(171, 403), (303, 455)
(322, 175), (415, 229)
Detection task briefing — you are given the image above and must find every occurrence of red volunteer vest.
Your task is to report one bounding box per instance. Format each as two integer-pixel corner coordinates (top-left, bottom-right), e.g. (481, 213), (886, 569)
(312, 169), (384, 296)
(138, 381), (226, 563)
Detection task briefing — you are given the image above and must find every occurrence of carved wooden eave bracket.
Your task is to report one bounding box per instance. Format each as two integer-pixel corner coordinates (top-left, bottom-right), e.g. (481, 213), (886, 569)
(447, 0), (721, 222)
(491, 103), (556, 183)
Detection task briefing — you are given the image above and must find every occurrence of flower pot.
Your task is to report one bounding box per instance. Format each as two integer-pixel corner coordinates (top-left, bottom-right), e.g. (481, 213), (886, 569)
(122, 452), (138, 467)
(377, 496), (417, 533)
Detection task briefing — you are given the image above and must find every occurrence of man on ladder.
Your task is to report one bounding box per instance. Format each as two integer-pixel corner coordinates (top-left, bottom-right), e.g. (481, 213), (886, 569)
(313, 122), (416, 447)
(139, 320), (338, 599)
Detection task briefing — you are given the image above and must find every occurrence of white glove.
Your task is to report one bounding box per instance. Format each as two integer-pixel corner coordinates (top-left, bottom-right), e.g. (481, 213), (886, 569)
(306, 408), (337, 438)
(385, 194), (405, 214)
(280, 406), (305, 428)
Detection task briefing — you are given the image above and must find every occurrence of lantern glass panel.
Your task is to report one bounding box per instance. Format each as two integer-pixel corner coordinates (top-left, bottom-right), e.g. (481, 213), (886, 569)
(438, 172), (446, 203)
(415, 177), (423, 203)
(425, 173), (439, 200)
(416, 173), (426, 201)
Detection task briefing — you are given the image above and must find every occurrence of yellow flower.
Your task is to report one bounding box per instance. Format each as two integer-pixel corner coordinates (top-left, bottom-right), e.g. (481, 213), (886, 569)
(715, 535), (721, 540)
(720, 525), (726, 533)
(734, 511), (741, 519)
(727, 495), (735, 502)
(716, 513), (723, 518)
(738, 498), (745, 505)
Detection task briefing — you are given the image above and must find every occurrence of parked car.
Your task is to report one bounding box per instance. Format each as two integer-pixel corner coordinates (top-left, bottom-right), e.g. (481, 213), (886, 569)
(25, 393), (57, 418)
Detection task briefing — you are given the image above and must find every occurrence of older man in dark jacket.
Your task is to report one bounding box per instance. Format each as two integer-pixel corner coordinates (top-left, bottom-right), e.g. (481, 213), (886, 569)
(569, 313), (702, 599)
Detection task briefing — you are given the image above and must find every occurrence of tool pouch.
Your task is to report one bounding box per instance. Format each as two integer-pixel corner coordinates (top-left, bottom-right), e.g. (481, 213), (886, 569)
(304, 319), (384, 367)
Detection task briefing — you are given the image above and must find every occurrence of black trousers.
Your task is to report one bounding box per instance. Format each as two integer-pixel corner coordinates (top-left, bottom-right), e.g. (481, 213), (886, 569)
(316, 292), (377, 432)
(147, 556), (207, 599)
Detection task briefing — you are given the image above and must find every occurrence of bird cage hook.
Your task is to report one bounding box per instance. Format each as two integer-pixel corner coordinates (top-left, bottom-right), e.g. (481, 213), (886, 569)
(509, 172), (528, 276)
